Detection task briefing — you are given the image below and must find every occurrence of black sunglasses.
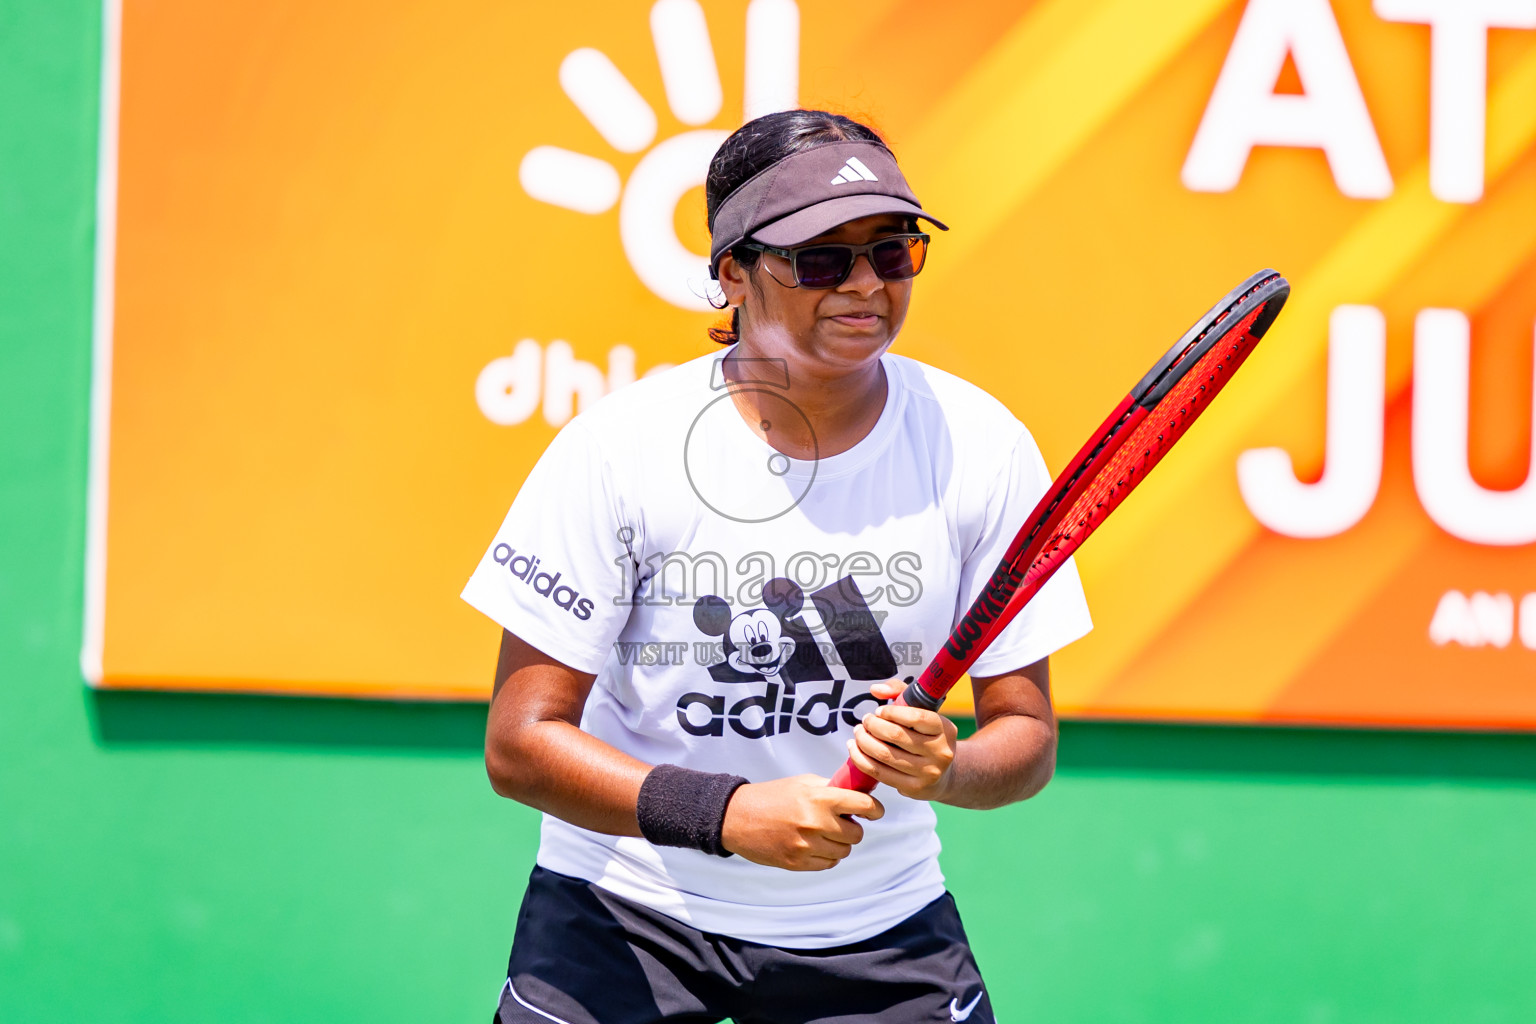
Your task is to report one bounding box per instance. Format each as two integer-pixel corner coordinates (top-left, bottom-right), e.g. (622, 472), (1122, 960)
(741, 233), (931, 289)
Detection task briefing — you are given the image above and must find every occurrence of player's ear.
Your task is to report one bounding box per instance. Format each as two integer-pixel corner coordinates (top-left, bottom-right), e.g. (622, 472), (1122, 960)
(716, 252), (750, 309)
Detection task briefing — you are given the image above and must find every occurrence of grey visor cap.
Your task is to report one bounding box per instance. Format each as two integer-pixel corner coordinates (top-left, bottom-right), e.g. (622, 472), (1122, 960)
(708, 140), (948, 268)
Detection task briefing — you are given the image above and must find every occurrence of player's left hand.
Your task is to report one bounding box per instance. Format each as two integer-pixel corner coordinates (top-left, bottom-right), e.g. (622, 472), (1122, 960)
(846, 680), (959, 801)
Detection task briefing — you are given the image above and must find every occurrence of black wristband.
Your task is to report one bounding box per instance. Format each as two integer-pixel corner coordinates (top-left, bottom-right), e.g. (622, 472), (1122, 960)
(636, 764), (749, 858)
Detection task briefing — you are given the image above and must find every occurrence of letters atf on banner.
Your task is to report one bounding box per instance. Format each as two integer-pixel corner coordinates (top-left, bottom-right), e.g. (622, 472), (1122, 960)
(87, 0), (1536, 727)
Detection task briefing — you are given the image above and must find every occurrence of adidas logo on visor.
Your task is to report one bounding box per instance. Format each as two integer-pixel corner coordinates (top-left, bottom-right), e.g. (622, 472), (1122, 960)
(829, 157), (879, 185)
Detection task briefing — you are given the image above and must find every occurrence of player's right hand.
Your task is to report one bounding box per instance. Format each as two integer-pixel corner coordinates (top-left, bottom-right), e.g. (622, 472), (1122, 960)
(721, 774), (884, 871)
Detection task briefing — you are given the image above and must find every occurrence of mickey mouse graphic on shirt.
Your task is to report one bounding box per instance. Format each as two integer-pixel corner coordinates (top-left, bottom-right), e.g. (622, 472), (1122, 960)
(691, 576), (899, 692)
(692, 578), (814, 690)
(723, 608), (797, 679)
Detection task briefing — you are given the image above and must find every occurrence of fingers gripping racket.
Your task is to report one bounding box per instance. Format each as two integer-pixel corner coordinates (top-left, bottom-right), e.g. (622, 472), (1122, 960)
(829, 270), (1291, 792)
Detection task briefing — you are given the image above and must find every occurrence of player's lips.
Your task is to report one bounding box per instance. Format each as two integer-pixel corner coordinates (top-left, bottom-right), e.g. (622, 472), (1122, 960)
(826, 312), (882, 327)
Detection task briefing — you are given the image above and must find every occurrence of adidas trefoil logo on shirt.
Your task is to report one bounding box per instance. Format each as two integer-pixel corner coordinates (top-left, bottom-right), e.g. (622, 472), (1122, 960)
(829, 156), (879, 185)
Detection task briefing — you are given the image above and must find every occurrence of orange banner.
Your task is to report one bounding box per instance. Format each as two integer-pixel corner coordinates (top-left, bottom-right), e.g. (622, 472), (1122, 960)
(87, 0), (1536, 726)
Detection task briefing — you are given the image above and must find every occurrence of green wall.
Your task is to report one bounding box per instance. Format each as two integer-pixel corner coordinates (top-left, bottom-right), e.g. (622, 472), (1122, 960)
(2, 4), (1533, 1021)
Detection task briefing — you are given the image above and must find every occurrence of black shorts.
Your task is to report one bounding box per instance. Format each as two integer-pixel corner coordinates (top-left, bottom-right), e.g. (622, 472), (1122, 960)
(494, 867), (995, 1024)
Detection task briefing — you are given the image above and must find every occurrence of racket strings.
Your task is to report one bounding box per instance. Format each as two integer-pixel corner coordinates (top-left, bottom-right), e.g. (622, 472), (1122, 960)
(999, 403), (1142, 565)
(1023, 276), (1283, 568)
(1022, 304), (1269, 578)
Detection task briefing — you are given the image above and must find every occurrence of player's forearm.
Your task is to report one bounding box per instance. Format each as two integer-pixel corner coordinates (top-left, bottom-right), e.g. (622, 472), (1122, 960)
(486, 632), (653, 836)
(486, 718), (650, 837)
(936, 713), (1056, 810)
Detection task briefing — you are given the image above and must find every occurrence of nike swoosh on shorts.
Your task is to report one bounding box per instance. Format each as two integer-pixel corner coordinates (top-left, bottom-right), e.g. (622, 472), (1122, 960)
(950, 989), (984, 1021)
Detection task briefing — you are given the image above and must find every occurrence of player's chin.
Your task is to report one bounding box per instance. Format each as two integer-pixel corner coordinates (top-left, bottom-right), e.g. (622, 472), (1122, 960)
(815, 321), (892, 360)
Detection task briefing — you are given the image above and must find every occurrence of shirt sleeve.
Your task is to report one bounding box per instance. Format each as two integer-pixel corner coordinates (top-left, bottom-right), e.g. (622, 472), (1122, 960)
(461, 420), (634, 674)
(958, 430), (1093, 678)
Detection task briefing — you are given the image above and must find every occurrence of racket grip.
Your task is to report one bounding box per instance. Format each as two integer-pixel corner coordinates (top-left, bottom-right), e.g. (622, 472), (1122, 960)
(827, 682), (940, 792)
(828, 760), (878, 792)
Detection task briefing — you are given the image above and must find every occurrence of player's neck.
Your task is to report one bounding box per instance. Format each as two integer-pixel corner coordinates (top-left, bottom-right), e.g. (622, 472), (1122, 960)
(720, 343), (889, 461)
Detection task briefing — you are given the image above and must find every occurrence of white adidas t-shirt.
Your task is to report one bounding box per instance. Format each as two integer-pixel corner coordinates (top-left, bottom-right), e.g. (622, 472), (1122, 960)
(463, 349), (1092, 948)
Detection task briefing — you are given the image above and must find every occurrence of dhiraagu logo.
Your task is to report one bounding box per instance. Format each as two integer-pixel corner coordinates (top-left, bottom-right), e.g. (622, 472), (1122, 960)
(519, 0), (800, 311)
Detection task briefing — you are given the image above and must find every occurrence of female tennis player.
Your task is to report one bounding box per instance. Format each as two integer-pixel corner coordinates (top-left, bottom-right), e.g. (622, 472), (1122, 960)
(463, 109), (1092, 1024)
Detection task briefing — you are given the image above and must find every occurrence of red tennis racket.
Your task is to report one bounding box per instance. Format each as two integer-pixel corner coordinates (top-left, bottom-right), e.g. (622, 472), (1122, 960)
(829, 269), (1290, 792)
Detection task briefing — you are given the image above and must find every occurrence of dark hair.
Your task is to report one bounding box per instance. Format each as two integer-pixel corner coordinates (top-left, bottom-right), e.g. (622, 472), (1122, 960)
(704, 110), (888, 344)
